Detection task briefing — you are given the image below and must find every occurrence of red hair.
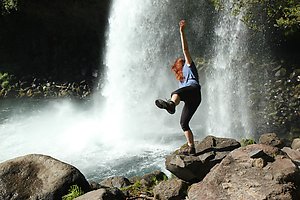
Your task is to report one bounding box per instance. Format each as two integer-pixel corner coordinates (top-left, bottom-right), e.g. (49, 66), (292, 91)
(171, 58), (184, 82)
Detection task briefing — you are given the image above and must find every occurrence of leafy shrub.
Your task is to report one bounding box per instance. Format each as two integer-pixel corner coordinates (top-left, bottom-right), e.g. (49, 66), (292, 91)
(209, 0), (300, 35)
(0, 72), (11, 90)
(240, 138), (256, 147)
(1, 80), (9, 89)
(62, 185), (84, 200)
(1, 0), (18, 15)
(121, 181), (143, 197)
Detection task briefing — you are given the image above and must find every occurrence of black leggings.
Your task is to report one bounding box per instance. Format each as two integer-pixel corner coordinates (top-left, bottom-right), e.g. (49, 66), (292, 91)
(171, 85), (201, 131)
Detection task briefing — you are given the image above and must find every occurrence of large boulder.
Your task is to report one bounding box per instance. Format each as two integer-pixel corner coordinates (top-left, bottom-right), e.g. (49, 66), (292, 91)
(153, 178), (188, 200)
(165, 135), (240, 183)
(282, 147), (300, 167)
(259, 133), (285, 148)
(292, 138), (300, 151)
(100, 176), (131, 189)
(188, 144), (300, 200)
(0, 154), (91, 200)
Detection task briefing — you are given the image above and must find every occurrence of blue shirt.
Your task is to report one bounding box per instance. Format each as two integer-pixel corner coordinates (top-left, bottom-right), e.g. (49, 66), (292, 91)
(179, 61), (199, 88)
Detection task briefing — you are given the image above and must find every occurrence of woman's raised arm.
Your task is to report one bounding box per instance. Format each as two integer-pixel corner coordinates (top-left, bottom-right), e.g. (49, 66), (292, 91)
(179, 20), (192, 65)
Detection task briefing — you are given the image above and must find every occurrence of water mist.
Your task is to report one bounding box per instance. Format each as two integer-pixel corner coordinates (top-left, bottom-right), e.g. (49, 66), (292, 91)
(203, 2), (252, 138)
(0, 0), (254, 181)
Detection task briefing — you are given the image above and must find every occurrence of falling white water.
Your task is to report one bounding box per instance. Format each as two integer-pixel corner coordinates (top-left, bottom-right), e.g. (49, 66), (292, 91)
(0, 0), (210, 181)
(99, 0), (189, 140)
(0, 0), (254, 181)
(204, 2), (252, 138)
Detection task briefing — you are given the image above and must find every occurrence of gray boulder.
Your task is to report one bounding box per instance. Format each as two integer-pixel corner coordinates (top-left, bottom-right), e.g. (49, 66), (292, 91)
(0, 154), (91, 200)
(153, 178), (188, 200)
(100, 176), (131, 189)
(165, 135), (240, 183)
(292, 138), (300, 151)
(74, 188), (125, 200)
(259, 133), (284, 148)
(188, 144), (300, 200)
(282, 147), (300, 167)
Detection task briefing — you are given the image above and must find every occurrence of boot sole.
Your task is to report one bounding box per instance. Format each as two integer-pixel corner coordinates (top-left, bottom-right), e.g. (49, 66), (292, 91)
(155, 99), (167, 109)
(155, 100), (175, 114)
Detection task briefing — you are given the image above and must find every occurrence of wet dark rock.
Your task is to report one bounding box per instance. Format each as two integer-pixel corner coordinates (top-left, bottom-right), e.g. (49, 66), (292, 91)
(89, 181), (102, 190)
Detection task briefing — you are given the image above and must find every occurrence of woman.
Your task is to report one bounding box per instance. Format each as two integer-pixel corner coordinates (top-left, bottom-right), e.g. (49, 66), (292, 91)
(155, 20), (201, 155)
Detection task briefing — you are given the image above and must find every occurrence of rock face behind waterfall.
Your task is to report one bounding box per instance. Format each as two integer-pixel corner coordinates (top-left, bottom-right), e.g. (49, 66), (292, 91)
(188, 144), (300, 200)
(165, 135), (241, 183)
(0, 154), (91, 200)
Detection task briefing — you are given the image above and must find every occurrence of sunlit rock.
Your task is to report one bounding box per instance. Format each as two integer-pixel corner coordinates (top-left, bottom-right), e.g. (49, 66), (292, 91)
(0, 154), (91, 200)
(188, 144), (300, 200)
(165, 135), (240, 183)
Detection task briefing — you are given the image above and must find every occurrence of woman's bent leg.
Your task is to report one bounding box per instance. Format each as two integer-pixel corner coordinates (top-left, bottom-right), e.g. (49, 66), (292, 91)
(171, 93), (180, 106)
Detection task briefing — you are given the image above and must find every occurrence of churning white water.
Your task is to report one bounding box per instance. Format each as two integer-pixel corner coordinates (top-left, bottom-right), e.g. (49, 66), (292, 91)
(0, 0), (202, 180)
(0, 0), (253, 180)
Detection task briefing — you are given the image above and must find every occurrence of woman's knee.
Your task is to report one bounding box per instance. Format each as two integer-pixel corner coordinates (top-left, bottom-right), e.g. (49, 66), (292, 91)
(171, 93), (180, 105)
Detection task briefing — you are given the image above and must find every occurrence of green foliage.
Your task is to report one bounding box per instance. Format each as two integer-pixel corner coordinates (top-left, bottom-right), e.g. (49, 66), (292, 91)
(62, 185), (84, 200)
(272, 1), (300, 35)
(209, 0), (300, 35)
(0, 72), (11, 90)
(210, 0), (223, 11)
(1, 0), (18, 15)
(240, 138), (256, 147)
(120, 181), (143, 196)
(150, 174), (168, 186)
(121, 175), (168, 198)
(1, 81), (9, 89)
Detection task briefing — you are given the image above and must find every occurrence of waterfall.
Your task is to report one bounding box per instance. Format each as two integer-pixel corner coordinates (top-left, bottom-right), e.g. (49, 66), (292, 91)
(204, 1), (252, 138)
(99, 0), (206, 139)
(0, 0), (254, 181)
(99, 0), (213, 140)
(101, 0), (253, 139)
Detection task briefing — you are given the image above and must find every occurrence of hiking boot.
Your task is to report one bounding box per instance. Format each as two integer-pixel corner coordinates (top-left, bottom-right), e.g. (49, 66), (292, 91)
(155, 99), (175, 114)
(180, 145), (196, 156)
(188, 146), (196, 155)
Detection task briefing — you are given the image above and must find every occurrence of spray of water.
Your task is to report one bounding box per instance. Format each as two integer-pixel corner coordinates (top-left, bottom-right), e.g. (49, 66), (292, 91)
(0, 0), (254, 180)
(204, 2), (252, 138)
(0, 0), (203, 180)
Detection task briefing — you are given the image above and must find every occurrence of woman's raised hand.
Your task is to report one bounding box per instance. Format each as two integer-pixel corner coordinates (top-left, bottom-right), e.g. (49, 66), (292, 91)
(179, 20), (186, 32)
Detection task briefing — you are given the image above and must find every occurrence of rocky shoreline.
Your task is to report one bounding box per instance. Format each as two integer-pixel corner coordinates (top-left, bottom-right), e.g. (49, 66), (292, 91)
(0, 133), (299, 200)
(0, 73), (96, 99)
